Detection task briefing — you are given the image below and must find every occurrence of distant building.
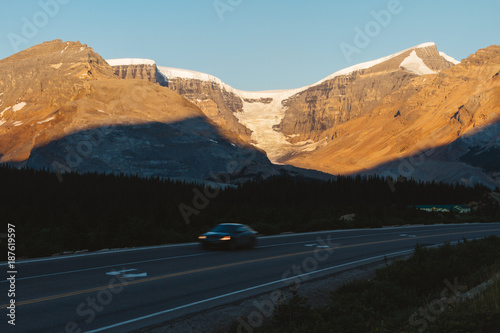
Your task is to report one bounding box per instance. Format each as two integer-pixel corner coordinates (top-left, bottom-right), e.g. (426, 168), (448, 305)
(413, 205), (471, 214)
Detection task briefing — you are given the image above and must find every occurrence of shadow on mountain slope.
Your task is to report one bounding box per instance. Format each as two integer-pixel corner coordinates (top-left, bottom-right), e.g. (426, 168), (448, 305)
(22, 117), (278, 184)
(354, 120), (500, 189)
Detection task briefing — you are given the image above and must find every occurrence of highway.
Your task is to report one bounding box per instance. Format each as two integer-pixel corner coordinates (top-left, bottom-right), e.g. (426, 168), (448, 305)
(2, 223), (500, 333)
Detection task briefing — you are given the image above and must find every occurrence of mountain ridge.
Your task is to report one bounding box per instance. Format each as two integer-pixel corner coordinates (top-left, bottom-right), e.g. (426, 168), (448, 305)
(284, 45), (500, 187)
(0, 39), (284, 183)
(137, 42), (457, 162)
(107, 43), (499, 187)
(1, 40), (498, 187)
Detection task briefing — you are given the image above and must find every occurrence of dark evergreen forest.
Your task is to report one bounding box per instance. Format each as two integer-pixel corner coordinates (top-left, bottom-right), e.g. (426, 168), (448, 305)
(1, 165), (498, 258)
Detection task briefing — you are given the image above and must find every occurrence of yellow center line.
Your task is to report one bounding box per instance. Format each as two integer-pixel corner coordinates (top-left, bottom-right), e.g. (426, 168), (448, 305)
(3, 228), (500, 309)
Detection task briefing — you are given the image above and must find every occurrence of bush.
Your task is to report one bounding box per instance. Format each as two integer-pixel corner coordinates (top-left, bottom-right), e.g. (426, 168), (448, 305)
(252, 237), (500, 333)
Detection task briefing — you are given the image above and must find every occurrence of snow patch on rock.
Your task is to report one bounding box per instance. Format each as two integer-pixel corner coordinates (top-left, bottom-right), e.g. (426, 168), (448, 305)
(400, 51), (436, 75)
(314, 42), (437, 85)
(13, 102), (27, 112)
(158, 66), (306, 161)
(61, 44), (69, 54)
(158, 66), (302, 101)
(1, 106), (11, 117)
(235, 100), (326, 163)
(106, 58), (156, 66)
(158, 42), (444, 162)
(439, 51), (460, 65)
(37, 116), (55, 124)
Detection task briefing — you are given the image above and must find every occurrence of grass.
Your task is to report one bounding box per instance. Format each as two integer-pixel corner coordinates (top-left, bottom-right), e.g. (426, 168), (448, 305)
(236, 236), (500, 333)
(426, 275), (500, 333)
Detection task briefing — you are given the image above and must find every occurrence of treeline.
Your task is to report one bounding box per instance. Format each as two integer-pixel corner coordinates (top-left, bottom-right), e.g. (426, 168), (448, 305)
(0, 165), (497, 258)
(224, 175), (486, 207)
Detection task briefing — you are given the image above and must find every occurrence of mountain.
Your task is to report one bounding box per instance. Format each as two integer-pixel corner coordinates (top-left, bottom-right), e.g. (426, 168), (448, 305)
(284, 45), (500, 188)
(0, 40), (280, 183)
(1, 40), (497, 187)
(106, 58), (168, 86)
(137, 43), (498, 188)
(275, 43), (456, 145)
(150, 43), (457, 162)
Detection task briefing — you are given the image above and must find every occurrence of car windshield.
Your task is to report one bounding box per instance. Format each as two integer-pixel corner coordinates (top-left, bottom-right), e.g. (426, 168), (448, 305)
(211, 225), (238, 233)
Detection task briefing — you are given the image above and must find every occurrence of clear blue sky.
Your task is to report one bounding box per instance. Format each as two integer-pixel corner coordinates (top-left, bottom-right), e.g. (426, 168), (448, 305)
(1, 0), (498, 91)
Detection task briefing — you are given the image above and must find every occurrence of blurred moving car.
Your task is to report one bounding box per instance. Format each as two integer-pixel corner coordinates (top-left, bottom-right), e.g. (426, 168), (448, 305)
(198, 223), (258, 250)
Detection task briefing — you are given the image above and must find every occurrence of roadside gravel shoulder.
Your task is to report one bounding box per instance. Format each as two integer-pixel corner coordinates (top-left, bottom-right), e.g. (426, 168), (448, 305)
(137, 257), (410, 333)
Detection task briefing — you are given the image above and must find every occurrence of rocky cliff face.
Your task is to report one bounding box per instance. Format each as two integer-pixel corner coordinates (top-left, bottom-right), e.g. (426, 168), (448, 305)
(109, 62), (254, 143)
(160, 72), (252, 142)
(277, 70), (417, 142)
(276, 43), (456, 143)
(0, 40), (278, 183)
(152, 43), (500, 187)
(284, 45), (500, 187)
(158, 43), (459, 164)
(3, 40), (496, 187)
(107, 59), (168, 86)
(0, 39), (115, 161)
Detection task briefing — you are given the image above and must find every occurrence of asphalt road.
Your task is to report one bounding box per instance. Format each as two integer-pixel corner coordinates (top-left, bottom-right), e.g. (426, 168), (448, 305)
(2, 223), (500, 333)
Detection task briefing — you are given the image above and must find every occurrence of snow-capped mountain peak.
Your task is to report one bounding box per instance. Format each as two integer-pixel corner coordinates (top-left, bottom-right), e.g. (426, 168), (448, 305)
(106, 42), (461, 164)
(106, 58), (156, 66)
(400, 50), (436, 75)
(439, 52), (461, 65)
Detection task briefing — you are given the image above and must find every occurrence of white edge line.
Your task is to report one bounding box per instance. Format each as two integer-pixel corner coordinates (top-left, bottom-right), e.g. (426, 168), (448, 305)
(84, 249), (414, 333)
(6, 223), (496, 265)
(263, 223), (499, 239)
(0, 235), (362, 282)
(0, 231), (421, 282)
(89, 236), (489, 332)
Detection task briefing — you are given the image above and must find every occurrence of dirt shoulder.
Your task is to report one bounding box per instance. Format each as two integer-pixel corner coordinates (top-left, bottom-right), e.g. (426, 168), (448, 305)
(135, 257), (409, 333)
